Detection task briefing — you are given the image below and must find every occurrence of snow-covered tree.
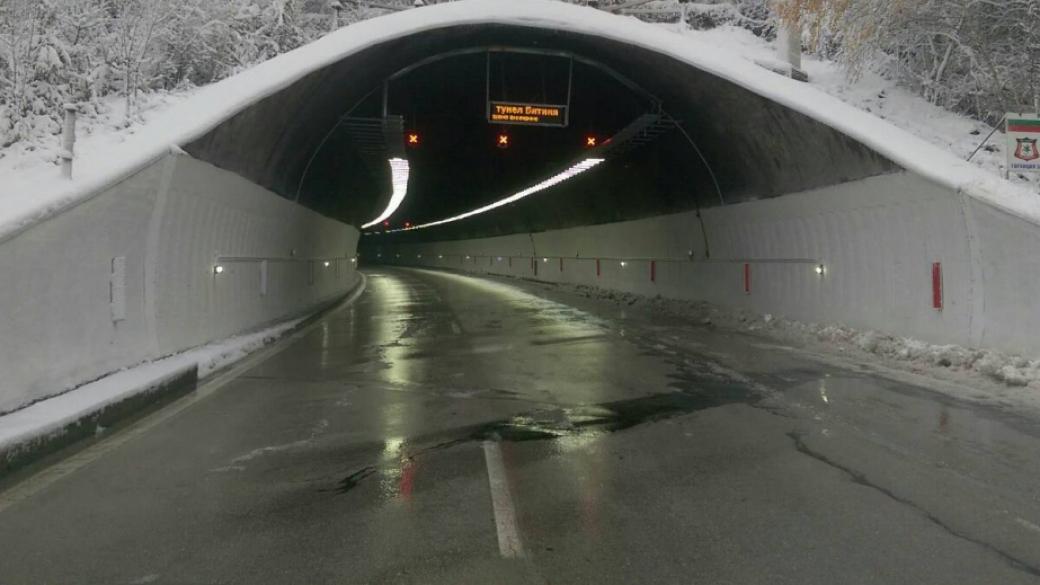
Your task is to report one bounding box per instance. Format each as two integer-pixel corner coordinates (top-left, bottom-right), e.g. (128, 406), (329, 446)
(0, 2), (61, 145)
(779, 0), (1040, 124)
(0, 0), (1035, 150)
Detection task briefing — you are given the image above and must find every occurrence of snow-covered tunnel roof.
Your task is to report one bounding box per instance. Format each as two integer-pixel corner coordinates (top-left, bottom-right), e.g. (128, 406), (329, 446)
(2, 0), (1037, 241)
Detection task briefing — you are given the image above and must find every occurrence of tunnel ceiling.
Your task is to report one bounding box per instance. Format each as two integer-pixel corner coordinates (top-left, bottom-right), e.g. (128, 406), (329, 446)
(185, 21), (899, 242)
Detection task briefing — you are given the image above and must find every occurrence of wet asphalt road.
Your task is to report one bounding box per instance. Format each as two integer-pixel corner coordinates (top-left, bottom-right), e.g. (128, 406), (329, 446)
(2, 267), (1040, 584)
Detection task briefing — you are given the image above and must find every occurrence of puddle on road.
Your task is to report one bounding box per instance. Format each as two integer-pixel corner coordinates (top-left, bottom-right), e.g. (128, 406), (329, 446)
(529, 334), (608, 347)
(331, 378), (761, 494)
(471, 383), (760, 444)
(331, 321), (770, 495)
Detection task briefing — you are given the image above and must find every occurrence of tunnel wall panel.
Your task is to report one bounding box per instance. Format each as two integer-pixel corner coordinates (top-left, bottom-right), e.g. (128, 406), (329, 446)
(0, 153), (358, 414)
(964, 199), (1040, 353)
(152, 156), (356, 354)
(371, 171), (1040, 356)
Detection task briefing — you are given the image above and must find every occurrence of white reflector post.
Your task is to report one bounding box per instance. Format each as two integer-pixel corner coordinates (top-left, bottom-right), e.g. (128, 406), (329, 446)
(361, 158), (410, 229)
(387, 158), (604, 232)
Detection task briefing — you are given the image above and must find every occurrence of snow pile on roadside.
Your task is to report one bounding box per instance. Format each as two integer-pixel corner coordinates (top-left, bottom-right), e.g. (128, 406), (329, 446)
(194, 317), (304, 378)
(0, 316), (303, 453)
(808, 325), (1040, 387)
(571, 283), (1040, 390)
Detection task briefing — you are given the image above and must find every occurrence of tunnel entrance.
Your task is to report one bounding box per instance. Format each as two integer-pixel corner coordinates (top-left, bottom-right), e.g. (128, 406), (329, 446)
(184, 19), (898, 243)
(348, 45), (674, 235)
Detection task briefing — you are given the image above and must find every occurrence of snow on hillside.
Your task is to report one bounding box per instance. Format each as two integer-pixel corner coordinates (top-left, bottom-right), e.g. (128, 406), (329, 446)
(0, 91), (194, 180)
(0, 17), (1033, 208)
(0, 89), (196, 242)
(686, 24), (1039, 192)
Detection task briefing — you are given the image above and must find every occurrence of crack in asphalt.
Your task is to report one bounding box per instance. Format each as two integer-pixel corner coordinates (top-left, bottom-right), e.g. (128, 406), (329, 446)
(787, 431), (1040, 578)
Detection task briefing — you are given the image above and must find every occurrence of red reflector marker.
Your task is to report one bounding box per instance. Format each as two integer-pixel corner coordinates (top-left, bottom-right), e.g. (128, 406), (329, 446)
(932, 262), (943, 310)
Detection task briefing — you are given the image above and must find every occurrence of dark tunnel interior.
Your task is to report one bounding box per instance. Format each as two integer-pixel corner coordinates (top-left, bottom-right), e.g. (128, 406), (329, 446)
(184, 24), (900, 243)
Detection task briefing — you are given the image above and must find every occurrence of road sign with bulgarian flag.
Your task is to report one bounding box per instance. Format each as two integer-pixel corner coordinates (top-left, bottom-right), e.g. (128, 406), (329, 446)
(1007, 114), (1040, 172)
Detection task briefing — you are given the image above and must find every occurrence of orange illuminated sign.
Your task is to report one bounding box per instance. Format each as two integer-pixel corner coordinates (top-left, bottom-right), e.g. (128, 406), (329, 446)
(406, 132), (420, 147)
(488, 101), (568, 127)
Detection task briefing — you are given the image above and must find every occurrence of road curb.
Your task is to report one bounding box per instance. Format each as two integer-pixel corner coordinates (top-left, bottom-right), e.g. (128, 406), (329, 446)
(0, 366), (198, 478)
(0, 275), (367, 481)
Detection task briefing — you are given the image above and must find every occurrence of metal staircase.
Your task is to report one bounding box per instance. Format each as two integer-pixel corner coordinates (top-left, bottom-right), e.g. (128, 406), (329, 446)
(598, 112), (679, 158)
(338, 115), (406, 179)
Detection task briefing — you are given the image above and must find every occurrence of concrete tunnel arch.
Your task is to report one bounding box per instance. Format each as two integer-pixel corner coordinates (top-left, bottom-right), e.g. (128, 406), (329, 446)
(183, 4), (899, 235)
(4, 0), (1040, 415)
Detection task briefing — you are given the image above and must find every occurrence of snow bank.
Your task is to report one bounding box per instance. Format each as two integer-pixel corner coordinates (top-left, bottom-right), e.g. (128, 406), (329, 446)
(571, 283), (1040, 399)
(1, 0), (1037, 243)
(0, 316), (304, 454)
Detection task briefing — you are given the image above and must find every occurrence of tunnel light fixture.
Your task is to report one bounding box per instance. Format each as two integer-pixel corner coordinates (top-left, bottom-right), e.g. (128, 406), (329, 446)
(543, 257), (549, 263)
(323, 261), (331, 267)
(497, 256), (503, 262)
(815, 264), (826, 276)
(213, 265), (225, 275)
(438, 254), (444, 259)
(385, 158), (605, 233)
(619, 261), (627, 268)
(351, 257), (358, 263)
(361, 158), (410, 229)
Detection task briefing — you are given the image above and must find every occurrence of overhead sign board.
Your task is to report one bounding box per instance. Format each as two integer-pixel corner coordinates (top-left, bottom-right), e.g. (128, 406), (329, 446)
(488, 101), (568, 127)
(1007, 113), (1040, 173)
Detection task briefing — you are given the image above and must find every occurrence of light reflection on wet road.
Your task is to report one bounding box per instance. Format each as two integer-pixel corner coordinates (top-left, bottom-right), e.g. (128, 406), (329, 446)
(1, 267), (1040, 584)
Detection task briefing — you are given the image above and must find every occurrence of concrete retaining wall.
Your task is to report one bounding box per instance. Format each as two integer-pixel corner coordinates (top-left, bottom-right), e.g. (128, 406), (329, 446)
(0, 151), (358, 414)
(372, 171), (1039, 358)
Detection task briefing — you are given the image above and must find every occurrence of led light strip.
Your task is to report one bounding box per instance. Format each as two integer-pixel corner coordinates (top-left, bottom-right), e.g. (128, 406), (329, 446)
(361, 158), (410, 229)
(380, 158), (605, 233)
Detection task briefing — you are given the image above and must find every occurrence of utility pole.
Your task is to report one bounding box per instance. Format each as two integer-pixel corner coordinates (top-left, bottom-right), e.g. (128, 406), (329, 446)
(774, 1), (808, 81)
(60, 104), (78, 180)
(330, 1), (343, 32)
